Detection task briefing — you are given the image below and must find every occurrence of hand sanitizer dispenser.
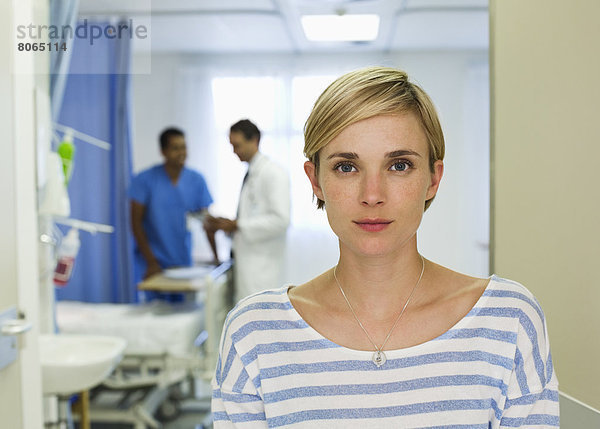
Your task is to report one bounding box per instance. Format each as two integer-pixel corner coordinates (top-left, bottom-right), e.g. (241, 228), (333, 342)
(53, 228), (80, 287)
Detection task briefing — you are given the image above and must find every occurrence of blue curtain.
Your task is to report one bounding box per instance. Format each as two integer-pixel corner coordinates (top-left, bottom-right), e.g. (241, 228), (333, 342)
(49, 0), (79, 123)
(55, 20), (136, 303)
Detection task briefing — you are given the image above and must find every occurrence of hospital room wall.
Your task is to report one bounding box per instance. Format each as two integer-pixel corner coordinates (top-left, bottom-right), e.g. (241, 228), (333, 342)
(130, 50), (490, 284)
(490, 0), (600, 421)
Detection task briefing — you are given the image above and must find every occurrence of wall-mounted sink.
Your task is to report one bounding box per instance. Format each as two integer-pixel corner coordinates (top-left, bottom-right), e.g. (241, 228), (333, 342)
(40, 334), (126, 396)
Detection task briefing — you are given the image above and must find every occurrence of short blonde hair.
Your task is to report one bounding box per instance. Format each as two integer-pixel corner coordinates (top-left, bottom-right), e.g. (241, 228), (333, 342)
(303, 66), (445, 210)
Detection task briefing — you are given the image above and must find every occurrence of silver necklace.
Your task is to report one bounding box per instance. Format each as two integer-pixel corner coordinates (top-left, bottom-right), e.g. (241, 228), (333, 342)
(333, 256), (425, 368)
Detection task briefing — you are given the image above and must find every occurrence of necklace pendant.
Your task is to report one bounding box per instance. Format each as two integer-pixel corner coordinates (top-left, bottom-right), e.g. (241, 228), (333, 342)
(372, 350), (387, 367)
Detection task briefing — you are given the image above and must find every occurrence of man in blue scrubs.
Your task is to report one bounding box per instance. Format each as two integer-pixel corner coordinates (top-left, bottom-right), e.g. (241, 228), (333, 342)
(129, 127), (217, 301)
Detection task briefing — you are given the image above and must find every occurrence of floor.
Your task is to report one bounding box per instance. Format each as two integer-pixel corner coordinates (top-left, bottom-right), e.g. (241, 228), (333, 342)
(560, 392), (600, 428)
(162, 399), (212, 429)
(76, 378), (214, 429)
(87, 402), (212, 429)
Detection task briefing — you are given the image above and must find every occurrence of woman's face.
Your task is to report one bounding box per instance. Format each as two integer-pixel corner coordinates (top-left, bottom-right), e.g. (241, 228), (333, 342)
(304, 113), (443, 258)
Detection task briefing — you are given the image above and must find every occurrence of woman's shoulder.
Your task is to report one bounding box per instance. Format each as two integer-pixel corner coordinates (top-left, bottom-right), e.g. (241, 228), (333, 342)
(222, 286), (296, 337)
(483, 275), (547, 321)
(428, 261), (538, 306)
(425, 263), (547, 327)
(235, 286), (292, 308)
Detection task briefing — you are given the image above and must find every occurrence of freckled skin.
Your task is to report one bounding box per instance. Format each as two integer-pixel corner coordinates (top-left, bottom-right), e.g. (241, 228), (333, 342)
(305, 114), (443, 259)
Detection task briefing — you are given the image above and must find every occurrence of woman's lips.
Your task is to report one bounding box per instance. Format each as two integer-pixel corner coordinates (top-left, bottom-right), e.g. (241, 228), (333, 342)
(354, 219), (393, 232)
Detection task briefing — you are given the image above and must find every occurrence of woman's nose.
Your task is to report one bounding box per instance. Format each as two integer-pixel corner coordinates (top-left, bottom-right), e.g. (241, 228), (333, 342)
(360, 173), (385, 206)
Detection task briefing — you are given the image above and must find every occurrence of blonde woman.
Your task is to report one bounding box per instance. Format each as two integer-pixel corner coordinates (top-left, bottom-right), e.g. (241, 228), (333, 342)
(212, 67), (559, 428)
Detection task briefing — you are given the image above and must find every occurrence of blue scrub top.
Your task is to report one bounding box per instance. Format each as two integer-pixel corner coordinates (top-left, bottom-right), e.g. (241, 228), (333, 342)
(129, 164), (213, 281)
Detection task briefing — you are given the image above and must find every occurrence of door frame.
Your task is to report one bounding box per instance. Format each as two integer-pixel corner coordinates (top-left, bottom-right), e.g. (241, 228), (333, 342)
(0, 0), (44, 427)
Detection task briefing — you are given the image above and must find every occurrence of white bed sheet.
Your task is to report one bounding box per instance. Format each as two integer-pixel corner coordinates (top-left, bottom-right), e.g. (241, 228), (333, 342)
(56, 301), (204, 357)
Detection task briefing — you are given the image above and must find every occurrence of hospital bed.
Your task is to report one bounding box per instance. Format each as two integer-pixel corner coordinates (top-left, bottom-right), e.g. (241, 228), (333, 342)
(55, 262), (231, 428)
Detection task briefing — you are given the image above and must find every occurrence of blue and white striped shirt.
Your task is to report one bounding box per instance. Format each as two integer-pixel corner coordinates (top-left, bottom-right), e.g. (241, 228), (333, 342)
(212, 275), (559, 428)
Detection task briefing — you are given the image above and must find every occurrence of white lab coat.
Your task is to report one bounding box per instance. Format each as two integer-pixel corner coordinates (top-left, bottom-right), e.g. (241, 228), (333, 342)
(233, 152), (290, 302)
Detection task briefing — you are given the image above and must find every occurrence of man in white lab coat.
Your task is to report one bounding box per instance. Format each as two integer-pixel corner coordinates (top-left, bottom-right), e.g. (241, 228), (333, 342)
(205, 119), (290, 303)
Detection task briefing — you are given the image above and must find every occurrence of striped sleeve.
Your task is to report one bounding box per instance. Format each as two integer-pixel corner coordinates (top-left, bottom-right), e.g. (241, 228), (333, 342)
(499, 286), (559, 427)
(212, 309), (268, 428)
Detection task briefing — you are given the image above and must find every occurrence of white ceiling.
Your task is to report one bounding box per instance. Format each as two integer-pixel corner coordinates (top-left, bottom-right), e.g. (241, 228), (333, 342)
(78, 0), (488, 53)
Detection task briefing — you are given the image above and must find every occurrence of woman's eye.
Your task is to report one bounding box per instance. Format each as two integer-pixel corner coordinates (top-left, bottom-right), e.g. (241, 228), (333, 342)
(335, 163), (356, 173)
(390, 161), (411, 172)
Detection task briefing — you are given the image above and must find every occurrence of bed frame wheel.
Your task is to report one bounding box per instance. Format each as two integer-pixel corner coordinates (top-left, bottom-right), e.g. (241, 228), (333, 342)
(155, 397), (181, 422)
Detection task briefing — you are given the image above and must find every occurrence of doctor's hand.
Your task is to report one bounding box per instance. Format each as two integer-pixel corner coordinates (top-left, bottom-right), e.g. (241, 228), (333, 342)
(203, 215), (237, 233)
(203, 214), (218, 232)
(216, 218), (237, 233)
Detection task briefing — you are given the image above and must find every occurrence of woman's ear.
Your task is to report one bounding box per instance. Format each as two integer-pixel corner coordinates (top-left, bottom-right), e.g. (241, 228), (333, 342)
(304, 161), (324, 201)
(426, 160), (444, 201)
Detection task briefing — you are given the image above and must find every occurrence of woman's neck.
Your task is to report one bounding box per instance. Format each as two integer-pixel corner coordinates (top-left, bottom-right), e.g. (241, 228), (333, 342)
(333, 245), (426, 320)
